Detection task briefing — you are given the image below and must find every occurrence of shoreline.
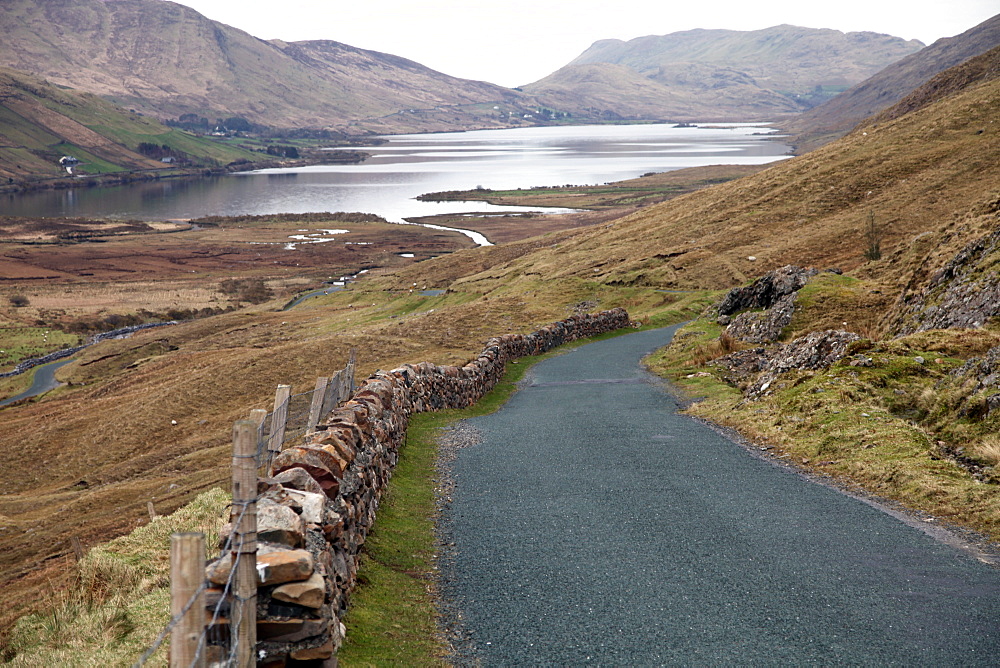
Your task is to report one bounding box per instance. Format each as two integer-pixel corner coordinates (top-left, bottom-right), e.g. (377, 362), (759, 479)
(0, 150), (369, 198)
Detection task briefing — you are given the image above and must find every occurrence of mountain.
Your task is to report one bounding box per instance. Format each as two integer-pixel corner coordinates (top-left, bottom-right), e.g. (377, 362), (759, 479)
(425, 46), (1000, 295)
(784, 13), (1000, 150)
(524, 25), (923, 121)
(0, 0), (527, 133)
(523, 62), (802, 121)
(0, 66), (257, 186)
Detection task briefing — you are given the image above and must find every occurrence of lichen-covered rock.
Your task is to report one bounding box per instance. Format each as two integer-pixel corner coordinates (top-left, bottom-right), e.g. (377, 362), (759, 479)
(716, 329), (860, 398)
(726, 293), (797, 343)
(890, 219), (1000, 336)
(718, 265), (818, 317)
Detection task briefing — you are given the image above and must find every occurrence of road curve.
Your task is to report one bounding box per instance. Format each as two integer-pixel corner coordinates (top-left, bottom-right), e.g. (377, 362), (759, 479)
(439, 326), (1000, 665)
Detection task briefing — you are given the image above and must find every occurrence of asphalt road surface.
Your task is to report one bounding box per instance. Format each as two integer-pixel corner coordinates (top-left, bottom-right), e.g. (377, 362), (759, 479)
(440, 326), (1000, 665)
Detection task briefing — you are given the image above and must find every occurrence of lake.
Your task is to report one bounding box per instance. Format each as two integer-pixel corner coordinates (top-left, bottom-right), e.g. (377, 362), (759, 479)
(2, 123), (790, 233)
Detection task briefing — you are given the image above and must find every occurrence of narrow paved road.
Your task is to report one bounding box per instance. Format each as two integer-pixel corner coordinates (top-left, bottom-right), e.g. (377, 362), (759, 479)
(440, 326), (1000, 665)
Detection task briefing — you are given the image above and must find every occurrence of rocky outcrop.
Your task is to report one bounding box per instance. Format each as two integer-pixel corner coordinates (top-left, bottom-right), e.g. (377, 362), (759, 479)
(717, 265), (818, 317)
(724, 293), (798, 344)
(944, 345), (1000, 418)
(891, 222), (1000, 336)
(203, 308), (633, 664)
(715, 265), (826, 344)
(714, 329), (860, 398)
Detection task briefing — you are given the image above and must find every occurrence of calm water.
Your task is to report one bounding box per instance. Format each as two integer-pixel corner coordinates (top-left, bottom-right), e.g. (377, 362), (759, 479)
(1, 123), (789, 225)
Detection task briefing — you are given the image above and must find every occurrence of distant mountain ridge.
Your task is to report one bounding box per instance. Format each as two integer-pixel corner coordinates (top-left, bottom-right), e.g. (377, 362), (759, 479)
(525, 25), (924, 121)
(0, 0), (530, 133)
(783, 13), (1000, 149)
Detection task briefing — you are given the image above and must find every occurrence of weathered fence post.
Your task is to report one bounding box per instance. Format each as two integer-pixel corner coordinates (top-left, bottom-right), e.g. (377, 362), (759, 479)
(231, 420), (258, 667)
(306, 377), (328, 434)
(169, 532), (206, 668)
(266, 384), (291, 473)
(70, 536), (84, 562)
(147, 501), (158, 522)
(321, 370), (341, 416)
(348, 348), (357, 392)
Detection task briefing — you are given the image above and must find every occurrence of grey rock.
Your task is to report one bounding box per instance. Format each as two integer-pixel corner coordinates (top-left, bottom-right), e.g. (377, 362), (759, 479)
(258, 498), (306, 548)
(718, 265), (818, 316)
(726, 293), (797, 343)
(716, 330), (860, 398)
(890, 222), (1000, 336)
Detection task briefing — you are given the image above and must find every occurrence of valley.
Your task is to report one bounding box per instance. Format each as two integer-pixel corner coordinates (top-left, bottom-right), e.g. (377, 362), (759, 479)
(0, 1), (998, 664)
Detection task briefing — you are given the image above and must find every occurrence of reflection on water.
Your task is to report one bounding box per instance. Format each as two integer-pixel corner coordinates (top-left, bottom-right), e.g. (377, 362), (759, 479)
(2, 123), (789, 223)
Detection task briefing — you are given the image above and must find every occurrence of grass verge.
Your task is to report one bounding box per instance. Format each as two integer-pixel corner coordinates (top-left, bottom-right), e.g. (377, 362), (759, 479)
(2, 488), (228, 667)
(646, 314), (1000, 543)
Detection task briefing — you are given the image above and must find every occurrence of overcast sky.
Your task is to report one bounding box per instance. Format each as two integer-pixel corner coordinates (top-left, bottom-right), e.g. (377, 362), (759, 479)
(173, 0), (999, 87)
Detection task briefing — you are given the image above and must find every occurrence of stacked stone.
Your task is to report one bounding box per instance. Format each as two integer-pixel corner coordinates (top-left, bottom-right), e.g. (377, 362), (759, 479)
(204, 308), (631, 665)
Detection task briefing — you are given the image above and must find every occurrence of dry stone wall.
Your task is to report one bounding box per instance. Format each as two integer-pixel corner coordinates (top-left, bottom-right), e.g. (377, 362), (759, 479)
(204, 308), (632, 665)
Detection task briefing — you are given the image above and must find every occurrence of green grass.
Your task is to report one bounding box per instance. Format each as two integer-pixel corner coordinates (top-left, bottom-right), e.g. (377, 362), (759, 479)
(0, 325), (80, 373)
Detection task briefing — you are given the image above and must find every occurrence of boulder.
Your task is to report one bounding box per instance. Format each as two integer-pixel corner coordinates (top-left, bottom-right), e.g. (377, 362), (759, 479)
(718, 265), (817, 317)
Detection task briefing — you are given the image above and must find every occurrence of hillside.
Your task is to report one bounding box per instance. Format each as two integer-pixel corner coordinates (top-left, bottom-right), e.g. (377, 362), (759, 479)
(523, 62), (801, 121)
(0, 0), (529, 133)
(525, 25), (923, 121)
(0, 66), (257, 186)
(410, 61), (999, 297)
(785, 13), (1000, 150)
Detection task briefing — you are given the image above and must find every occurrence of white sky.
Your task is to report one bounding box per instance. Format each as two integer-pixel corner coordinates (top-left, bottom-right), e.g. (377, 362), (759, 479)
(172, 0), (1000, 87)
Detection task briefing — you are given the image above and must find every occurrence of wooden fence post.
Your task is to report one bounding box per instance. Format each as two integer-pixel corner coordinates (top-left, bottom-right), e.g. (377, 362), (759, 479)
(306, 377), (328, 434)
(348, 348), (357, 393)
(170, 532), (206, 668)
(231, 420), (258, 667)
(249, 409), (267, 474)
(321, 370), (341, 416)
(266, 385), (291, 473)
(148, 501), (158, 522)
(70, 536), (84, 562)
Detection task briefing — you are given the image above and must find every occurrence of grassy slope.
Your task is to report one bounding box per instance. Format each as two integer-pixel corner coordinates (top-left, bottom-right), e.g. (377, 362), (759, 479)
(0, 67), (257, 183)
(419, 164), (771, 210)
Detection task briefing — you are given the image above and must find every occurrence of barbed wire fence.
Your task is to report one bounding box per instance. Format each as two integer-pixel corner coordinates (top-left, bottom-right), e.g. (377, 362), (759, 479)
(132, 349), (356, 667)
